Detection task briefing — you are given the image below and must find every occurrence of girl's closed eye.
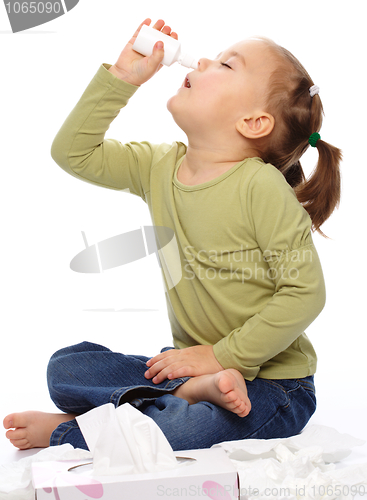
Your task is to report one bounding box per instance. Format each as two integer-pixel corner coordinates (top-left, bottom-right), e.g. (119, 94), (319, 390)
(220, 62), (232, 69)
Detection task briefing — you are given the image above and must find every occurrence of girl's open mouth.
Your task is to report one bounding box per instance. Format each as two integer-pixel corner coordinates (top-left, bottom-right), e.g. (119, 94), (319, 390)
(183, 75), (191, 88)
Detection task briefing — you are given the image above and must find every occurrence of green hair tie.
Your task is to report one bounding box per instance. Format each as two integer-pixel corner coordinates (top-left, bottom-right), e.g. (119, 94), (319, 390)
(309, 132), (321, 148)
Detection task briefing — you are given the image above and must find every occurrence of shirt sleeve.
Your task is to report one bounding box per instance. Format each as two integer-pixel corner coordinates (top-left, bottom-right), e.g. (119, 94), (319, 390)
(50, 63), (156, 202)
(212, 163), (326, 380)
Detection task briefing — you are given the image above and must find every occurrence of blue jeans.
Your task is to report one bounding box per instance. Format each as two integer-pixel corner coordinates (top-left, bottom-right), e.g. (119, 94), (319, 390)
(47, 341), (316, 451)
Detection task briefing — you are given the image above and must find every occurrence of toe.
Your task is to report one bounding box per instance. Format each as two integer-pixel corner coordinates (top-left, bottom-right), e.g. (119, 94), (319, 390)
(235, 406), (248, 418)
(9, 412), (31, 428)
(6, 428), (26, 440)
(241, 404), (251, 417)
(217, 375), (236, 396)
(3, 414), (15, 429)
(233, 401), (245, 413)
(10, 438), (30, 450)
(4, 412), (30, 430)
(224, 400), (239, 411)
(221, 390), (238, 404)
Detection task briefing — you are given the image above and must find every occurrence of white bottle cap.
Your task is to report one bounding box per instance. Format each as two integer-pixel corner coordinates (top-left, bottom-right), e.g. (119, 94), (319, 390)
(178, 53), (198, 69)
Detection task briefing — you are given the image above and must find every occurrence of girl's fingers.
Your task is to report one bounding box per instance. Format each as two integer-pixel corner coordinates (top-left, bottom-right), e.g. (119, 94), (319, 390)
(147, 358), (183, 382)
(161, 25), (171, 35)
(167, 366), (190, 379)
(146, 354), (164, 367)
(145, 360), (164, 378)
(130, 19), (178, 47)
(129, 18), (151, 43)
(158, 25), (178, 40)
(152, 363), (180, 383)
(152, 19), (165, 31)
(146, 357), (174, 378)
(146, 349), (178, 367)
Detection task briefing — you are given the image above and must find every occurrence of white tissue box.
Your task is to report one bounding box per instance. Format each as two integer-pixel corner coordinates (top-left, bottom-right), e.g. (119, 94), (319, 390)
(32, 447), (239, 499)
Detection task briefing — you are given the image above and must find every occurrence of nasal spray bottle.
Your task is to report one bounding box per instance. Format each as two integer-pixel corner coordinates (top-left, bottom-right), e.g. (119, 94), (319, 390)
(133, 24), (198, 69)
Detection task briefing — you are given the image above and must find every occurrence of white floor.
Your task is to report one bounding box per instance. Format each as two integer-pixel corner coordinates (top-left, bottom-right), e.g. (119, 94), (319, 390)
(1, 402), (367, 468)
(0, 391), (367, 500)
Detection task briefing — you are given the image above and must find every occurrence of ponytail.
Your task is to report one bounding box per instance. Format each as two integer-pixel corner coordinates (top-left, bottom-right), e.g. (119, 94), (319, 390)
(253, 38), (342, 238)
(294, 139), (342, 238)
(282, 161), (305, 190)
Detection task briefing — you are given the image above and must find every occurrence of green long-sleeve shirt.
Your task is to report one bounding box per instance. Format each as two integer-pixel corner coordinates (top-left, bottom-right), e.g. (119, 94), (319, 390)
(51, 63), (326, 381)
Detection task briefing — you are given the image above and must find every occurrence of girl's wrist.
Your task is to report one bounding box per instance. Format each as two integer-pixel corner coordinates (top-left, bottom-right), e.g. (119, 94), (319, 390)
(107, 65), (140, 86)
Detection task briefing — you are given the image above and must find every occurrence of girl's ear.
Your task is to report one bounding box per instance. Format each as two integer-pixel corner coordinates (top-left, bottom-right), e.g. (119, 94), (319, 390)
(236, 112), (275, 139)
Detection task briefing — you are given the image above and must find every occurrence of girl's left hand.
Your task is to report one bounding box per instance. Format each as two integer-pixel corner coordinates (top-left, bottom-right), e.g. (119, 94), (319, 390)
(144, 345), (224, 384)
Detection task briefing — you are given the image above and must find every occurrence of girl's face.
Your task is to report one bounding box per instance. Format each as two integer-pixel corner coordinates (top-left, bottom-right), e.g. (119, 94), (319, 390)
(167, 39), (276, 141)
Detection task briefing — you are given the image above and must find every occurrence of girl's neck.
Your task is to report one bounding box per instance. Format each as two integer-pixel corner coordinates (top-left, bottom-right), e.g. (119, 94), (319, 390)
(180, 142), (257, 183)
(185, 140), (243, 167)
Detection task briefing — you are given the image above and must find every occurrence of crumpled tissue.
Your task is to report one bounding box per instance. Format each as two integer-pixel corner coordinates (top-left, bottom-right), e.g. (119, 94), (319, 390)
(1, 417), (366, 500)
(0, 402), (178, 500)
(0, 444), (91, 500)
(212, 425), (367, 500)
(75, 402), (178, 476)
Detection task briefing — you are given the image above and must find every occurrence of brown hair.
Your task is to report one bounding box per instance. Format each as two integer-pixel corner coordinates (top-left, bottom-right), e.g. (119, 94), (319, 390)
(254, 38), (342, 238)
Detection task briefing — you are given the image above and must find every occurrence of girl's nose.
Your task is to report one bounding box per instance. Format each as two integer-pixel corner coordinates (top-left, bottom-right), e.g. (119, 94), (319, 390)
(197, 57), (211, 70)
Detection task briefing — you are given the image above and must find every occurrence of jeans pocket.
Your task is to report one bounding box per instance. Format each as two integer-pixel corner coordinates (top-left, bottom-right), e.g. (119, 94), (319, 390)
(259, 377), (316, 435)
(260, 379), (296, 409)
(299, 380), (317, 412)
(296, 376), (316, 395)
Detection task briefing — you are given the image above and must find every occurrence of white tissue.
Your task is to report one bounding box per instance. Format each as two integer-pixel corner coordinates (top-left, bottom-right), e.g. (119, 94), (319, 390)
(0, 444), (91, 500)
(76, 402), (178, 476)
(1, 423), (367, 500)
(212, 425), (367, 500)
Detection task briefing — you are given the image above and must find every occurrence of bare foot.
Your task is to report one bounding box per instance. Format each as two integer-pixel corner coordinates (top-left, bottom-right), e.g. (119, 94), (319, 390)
(3, 411), (77, 450)
(173, 369), (251, 417)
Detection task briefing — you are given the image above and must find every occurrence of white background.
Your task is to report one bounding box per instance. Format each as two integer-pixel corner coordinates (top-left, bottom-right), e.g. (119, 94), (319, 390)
(1, 0), (366, 463)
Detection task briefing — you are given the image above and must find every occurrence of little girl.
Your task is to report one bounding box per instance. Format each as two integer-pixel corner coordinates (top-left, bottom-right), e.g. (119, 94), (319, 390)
(4, 18), (341, 451)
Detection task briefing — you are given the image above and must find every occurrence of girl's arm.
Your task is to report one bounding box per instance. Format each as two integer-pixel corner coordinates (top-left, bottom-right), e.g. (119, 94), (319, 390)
(211, 165), (326, 380)
(50, 64), (149, 196)
(51, 19), (175, 198)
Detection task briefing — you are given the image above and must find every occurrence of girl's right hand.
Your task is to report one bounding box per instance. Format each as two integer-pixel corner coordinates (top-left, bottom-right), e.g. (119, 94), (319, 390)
(108, 18), (178, 86)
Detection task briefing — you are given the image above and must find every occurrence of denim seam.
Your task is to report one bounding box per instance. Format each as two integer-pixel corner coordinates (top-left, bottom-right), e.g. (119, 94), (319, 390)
(261, 379), (297, 396)
(260, 380), (304, 408)
(261, 381), (289, 407)
(296, 379), (315, 393)
(247, 379), (317, 440)
(55, 423), (77, 446)
(300, 386), (315, 394)
(110, 388), (121, 404)
(164, 377), (189, 389)
(246, 382), (313, 438)
(53, 401), (92, 412)
(110, 386), (170, 403)
(110, 378), (188, 405)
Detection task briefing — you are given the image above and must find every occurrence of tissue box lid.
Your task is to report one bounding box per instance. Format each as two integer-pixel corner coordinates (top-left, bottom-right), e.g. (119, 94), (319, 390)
(32, 448), (236, 483)
(32, 448), (239, 499)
